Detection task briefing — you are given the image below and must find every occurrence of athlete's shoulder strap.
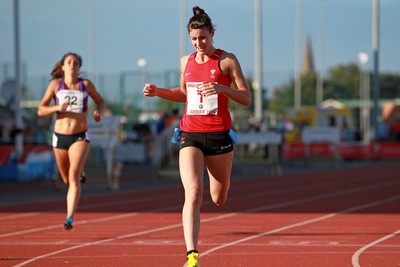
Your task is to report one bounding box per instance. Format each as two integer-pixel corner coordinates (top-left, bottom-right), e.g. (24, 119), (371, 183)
(57, 77), (64, 91)
(78, 78), (86, 92)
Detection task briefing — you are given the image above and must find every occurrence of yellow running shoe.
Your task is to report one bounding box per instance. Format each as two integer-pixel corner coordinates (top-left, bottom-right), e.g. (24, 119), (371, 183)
(185, 252), (200, 267)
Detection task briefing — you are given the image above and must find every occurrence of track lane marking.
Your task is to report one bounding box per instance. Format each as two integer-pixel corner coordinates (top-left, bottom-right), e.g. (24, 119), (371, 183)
(201, 196), (400, 257)
(351, 228), (400, 267)
(0, 213), (138, 238)
(0, 174), (364, 238)
(11, 179), (399, 266)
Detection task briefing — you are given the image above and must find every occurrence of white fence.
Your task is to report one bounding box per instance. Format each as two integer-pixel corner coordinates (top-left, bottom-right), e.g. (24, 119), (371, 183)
(87, 115), (122, 188)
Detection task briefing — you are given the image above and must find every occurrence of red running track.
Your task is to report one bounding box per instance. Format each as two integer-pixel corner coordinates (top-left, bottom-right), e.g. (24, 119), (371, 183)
(0, 162), (399, 267)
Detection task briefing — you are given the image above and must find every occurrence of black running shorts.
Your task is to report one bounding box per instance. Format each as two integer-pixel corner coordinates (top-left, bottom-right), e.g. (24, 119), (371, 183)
(179, 130), (233, 156)
(52, 131), (90, 150)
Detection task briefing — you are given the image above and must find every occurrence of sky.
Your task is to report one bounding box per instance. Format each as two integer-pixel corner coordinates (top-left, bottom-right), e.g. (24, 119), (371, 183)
(0, 0), (399, 100)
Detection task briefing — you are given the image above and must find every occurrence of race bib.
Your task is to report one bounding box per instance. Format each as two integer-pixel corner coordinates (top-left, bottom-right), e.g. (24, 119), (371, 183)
(186, 82), (218, 115)
(57, 90), (84, 113)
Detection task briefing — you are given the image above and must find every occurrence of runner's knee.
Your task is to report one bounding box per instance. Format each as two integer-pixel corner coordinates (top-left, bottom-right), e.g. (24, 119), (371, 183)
(185, 187), (203, 207)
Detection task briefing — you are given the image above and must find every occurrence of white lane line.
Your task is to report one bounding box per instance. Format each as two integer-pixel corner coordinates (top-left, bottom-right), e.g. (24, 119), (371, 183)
(0, 170), (382, 220)
(201, 196), (400, 257)
(12, 220), (192, 267)
(3, 240), (400, 249)
(248, 180), (398, 213)
(12, 180), (399, 266)
(0, 212), (40, 221)
(0, 173), (283, 220)
(0, 173), (356, 238)
(351, 228), (400, 267)
(0, 213), (138, 238)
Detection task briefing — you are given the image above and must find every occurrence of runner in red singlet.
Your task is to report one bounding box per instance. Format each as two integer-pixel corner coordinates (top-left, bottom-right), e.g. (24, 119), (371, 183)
(143, 7), (250, 267)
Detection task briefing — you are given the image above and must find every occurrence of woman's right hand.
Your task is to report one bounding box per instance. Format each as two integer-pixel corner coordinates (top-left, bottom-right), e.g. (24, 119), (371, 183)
(143, 83), (157, 97)
(59, 100), (69, 112)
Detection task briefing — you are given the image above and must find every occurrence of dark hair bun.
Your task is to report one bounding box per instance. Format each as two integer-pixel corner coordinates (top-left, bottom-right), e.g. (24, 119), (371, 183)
(193, 6), (205, 15)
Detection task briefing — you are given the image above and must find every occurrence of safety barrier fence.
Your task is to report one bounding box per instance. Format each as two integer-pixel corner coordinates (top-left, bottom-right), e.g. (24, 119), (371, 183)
(0, 144), (55, 181)
(2, 130), (399, 183)
(281, 142), (400, 160)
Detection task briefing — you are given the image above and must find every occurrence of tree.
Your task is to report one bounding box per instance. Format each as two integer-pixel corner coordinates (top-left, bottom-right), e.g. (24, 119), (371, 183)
(269, 63), (400, 114)
(269, 72), (318, 113)
(270, 80), (294, 113)
(380, 73), (400, 99)
(324, 63), (360, 99)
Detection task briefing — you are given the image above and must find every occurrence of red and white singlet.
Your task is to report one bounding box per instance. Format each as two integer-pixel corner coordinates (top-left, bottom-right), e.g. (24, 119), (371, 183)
(180, 49), (232, 132)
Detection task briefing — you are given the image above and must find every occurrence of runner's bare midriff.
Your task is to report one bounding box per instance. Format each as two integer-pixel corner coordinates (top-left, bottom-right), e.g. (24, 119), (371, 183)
(54, 112), (88, 134)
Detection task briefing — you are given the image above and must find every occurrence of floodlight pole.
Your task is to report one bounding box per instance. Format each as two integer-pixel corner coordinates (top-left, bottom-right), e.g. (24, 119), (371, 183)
(254, 0), (263, 123)
(294, 0), (302, 110)
(14, 0), (24, 157)
(180, 0), (186, 57)
(137, 59), (148, 113)
(316, 0), (324, 106)
(372, 0), (380, 141)
(88, 0), (96, 80)
(358, 52), (370, 144)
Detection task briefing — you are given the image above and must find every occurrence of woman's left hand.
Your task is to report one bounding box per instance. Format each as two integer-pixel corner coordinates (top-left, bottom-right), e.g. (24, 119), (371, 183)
(93, 110), (101, 122)
(198, 82), (220, 96)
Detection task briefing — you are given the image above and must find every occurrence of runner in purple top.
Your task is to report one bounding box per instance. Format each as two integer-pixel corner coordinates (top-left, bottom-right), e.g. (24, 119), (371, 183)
(38, 52), (105, 230)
